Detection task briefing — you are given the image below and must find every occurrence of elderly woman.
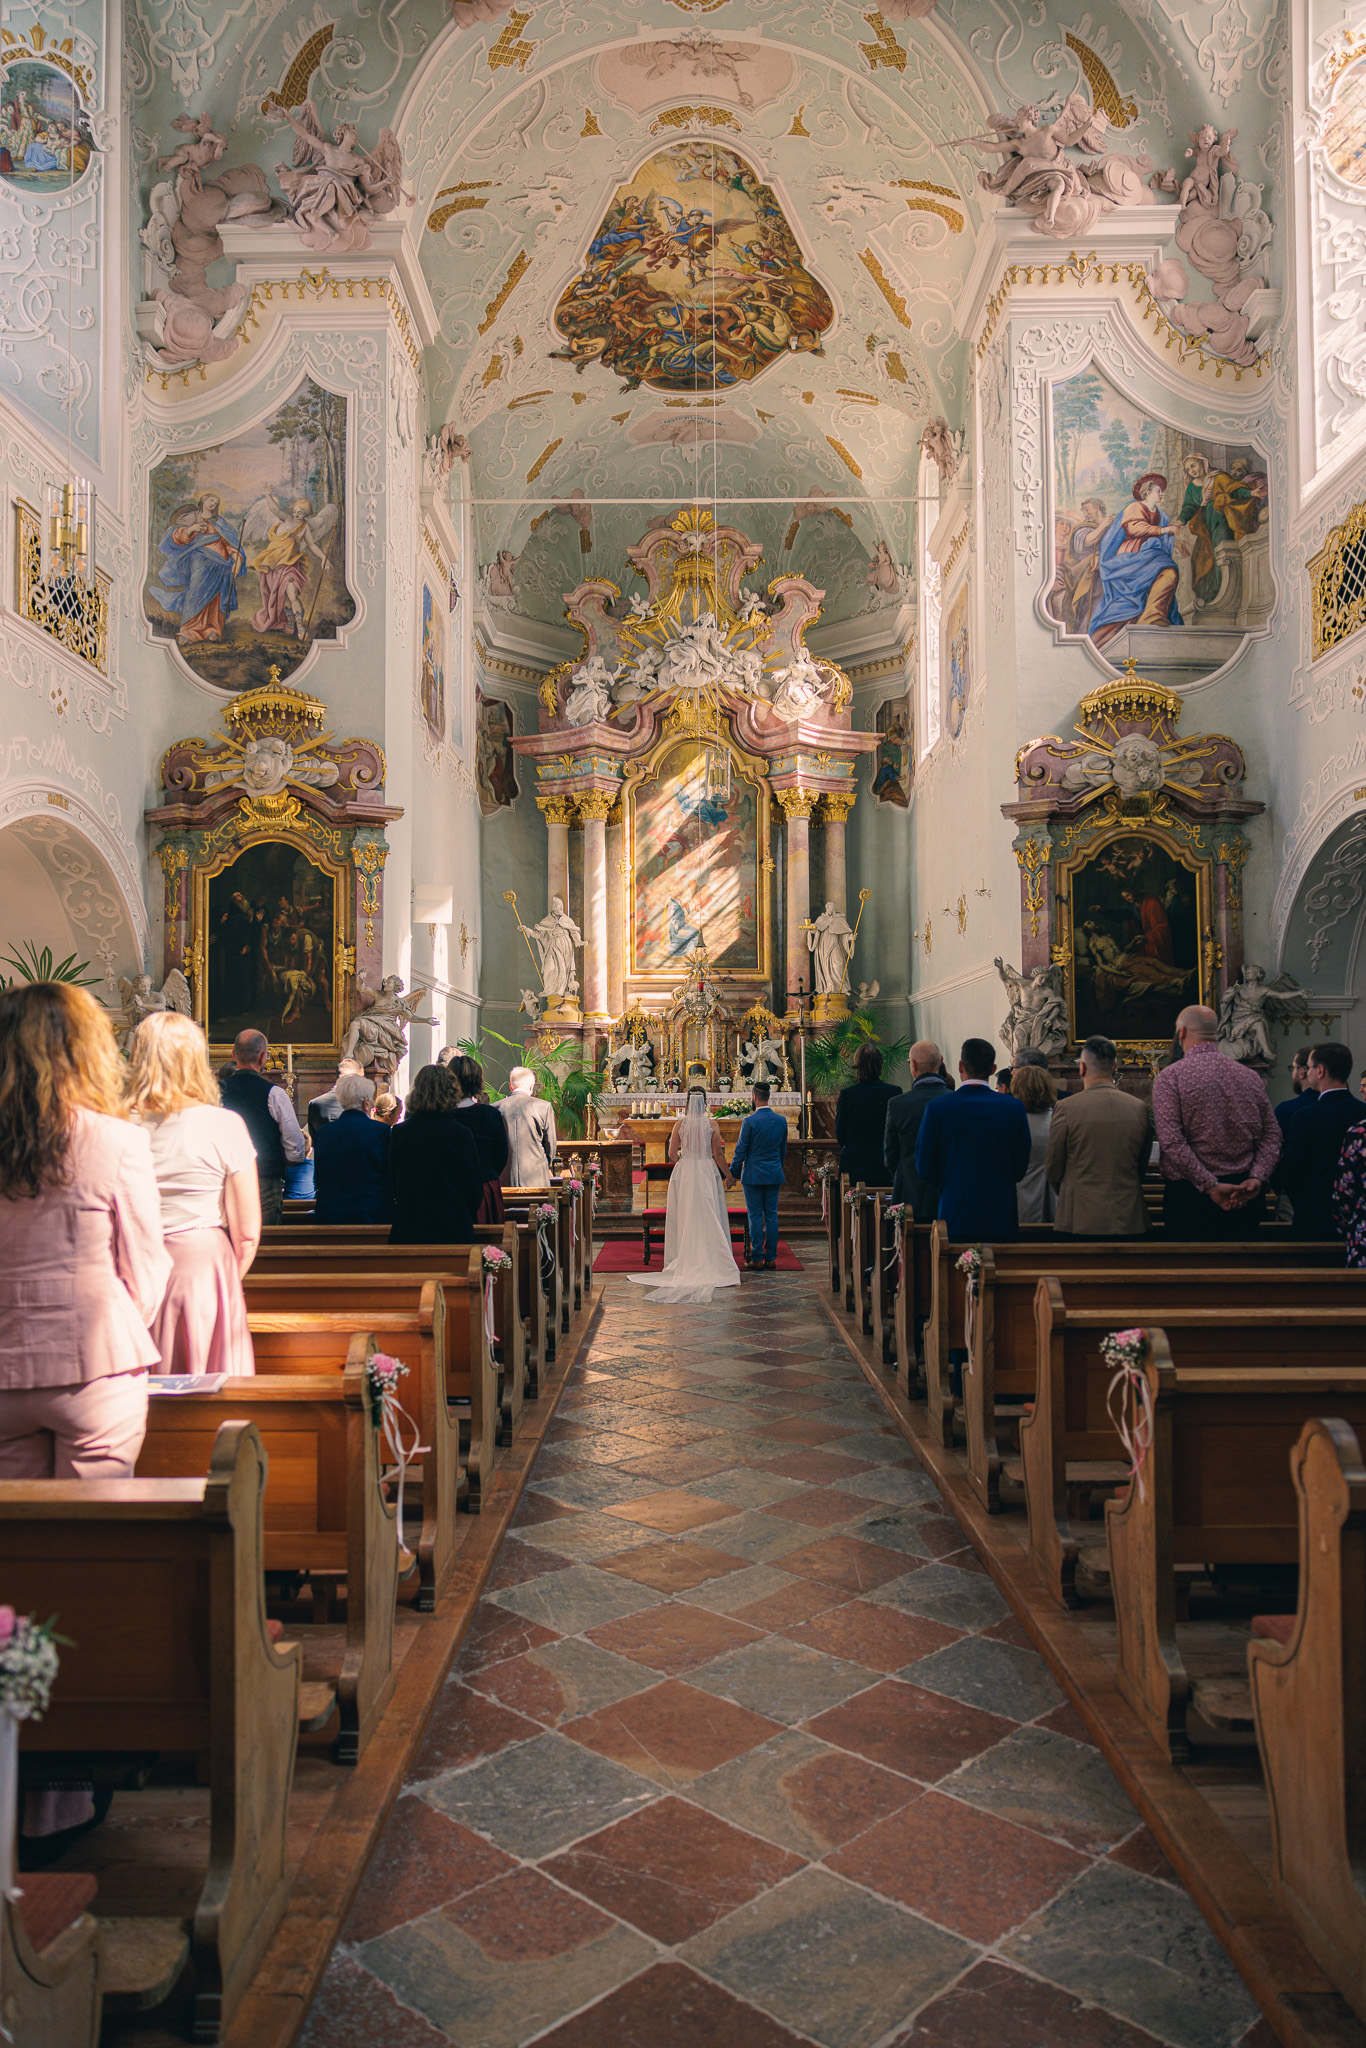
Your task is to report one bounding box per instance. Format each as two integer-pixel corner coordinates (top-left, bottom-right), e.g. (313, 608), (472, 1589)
(312, 1072), (394, 1227)
(389, 1063), (483, 1246)
(127, 1009), (259, 1376)
(0, 983), (170, 1475)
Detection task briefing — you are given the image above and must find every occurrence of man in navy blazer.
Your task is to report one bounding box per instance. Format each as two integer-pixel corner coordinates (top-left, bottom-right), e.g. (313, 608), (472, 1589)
(727, 1083), (788, 1270)
(1277, 1040), (1366, 1240)
(914, 1036), (1032, 1242)
(313, 1074), (394, 1227)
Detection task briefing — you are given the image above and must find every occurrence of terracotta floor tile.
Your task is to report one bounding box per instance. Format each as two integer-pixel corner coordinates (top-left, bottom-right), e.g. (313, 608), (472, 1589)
(765, 1489), (877, 1529)
(603, 1488), (744, 1534)
(913, 1514), (975, 1558)
(775, 1533), (920, 1595)
(780, 1600), (962, 1673)
(807, 1678), (1015, 1783)
(731, 1580), (847, 1629)
(406, 1682), (542, 1783)
(979, 1611), (1036, 1650)
(564, 1677), (783, 1787)
(828, 1787), (1088, 1942)
(465, 1638), (653, 1727)
(513, 1490), (581, 1527)
(894, 1958), (1170, 2047)
(1108, 1825), (1180, 1886)
(689, 1730), (920, 1858)
(612, 1448), (738, 1486)
(586, 1602), (766, 1677)
(454, 1607), (560, 1676)
(748, 1368), (828, 1389)
(594, 1539), (748, 1593)
(1038, 1699), (1100, 1747)
(484, 1538), (574, 1589)
(753, 1416), (860, 1446)
(443, 1866), (617, 1963)
(531, 1960), (816, 2047)
(342, 1797), (515, 1943)
(299, 1953), (452, 2047)
(754, 1448), (879, 1483)
(544, 1794), (803, 1943)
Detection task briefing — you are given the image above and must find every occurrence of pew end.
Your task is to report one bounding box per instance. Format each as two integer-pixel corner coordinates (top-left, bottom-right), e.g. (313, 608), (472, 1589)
(1103, 1332), (1191, 1759)
(1, 1874), (103, 2047)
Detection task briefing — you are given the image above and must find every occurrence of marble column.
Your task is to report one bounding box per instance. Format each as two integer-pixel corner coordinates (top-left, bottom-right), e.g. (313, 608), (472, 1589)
(605, 802), (625, 1022)
(822, 793), (854, 919)
(578, 791), (613, 1023)
(537, 793), (573, 910)
(777, 789), (817, 1017)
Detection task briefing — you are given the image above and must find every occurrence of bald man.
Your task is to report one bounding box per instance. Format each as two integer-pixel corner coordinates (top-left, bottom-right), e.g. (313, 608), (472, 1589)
(1151, 1003), (1281, 1239)
(883, 1038), (950, 1218)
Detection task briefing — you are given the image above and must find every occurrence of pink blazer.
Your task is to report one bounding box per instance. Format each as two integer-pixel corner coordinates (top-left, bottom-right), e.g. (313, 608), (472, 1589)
(0, 1110), (172, 1388)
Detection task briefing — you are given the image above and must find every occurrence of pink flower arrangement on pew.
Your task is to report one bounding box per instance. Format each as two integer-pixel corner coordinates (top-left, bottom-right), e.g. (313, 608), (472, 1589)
(1100, 1328), (1147, 1372)
(955, 1245), (984, 1284)
(1100, 1328), (1154, 1501)
(366, 1350), (408, 1424)
(566, 1178), (584, 1196)
(533, 1202), (557, 1224)
(0, 1609), (63, 1722)
(482, 1246), (512, 1272)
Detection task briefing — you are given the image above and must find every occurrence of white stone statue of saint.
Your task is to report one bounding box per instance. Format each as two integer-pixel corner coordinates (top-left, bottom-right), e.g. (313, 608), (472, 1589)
(807, 901), (855, 997)
(563, 657), (616, 727)
(613, 1040), (655, 1090)
(341, 972), (429, 1075)
(529, 894), (582, 1008)
(1216, 964), (1308, 1065)
(740, 1035), (788, 1087)
(994, 957), (1068, 1059)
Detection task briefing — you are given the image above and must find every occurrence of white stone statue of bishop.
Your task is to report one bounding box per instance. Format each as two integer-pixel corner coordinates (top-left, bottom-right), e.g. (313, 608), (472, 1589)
(529, 894), (582, 1010)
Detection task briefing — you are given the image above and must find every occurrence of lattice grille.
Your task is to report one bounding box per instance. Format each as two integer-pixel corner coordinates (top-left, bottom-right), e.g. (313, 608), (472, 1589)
(1310, 498), (1366, 661)
(14, 501), (109, 674)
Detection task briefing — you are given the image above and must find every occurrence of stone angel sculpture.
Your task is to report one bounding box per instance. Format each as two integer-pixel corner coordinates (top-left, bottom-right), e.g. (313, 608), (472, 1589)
(1216, 965), (1308, 1066)
(995, 957), (1068, 1060)
(611, 1040), (655, 1091)
(951, 94), (1111, 237)
(739, 1035), (789, 1087)
(115, 969), (193, 1050)
(341, 972), (429, 1075)
(272, 99), (408, 253)
(563, 657), (617, 727)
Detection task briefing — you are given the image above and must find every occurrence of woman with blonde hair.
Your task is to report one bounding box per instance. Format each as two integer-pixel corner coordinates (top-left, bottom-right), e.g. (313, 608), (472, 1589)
(0, 983), (170, 1475)
(127, 1009), (258, 1375)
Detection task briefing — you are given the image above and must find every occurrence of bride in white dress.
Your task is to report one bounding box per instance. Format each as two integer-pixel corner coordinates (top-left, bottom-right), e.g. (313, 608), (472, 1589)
(629, 1088), (742, 1305)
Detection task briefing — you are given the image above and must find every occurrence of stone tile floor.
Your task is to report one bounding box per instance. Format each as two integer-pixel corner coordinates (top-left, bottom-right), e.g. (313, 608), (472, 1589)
(301, 1277), (1269, 2048)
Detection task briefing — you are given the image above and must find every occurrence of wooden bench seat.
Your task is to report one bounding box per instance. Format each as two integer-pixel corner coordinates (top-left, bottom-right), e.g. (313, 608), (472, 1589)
(0, 1421), (299, 2041)
(1, 1870), (102, 2046)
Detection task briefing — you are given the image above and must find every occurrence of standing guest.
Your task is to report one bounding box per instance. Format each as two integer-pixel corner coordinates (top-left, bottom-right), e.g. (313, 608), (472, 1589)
(1277, 1042), (1366, 1240)
(883, 1039), (949, 1218)
(390, 1063), (483, 1245)
(0, 983), (170, 1476)
(1011, 1064), (1058, 1225)
(727, 1082), (788, 1270)
(1334, 1120), (1366, 1265)
(313, 1073), (393, 1227)
(452, 1054), (509, 1222)
(1152, 1004), (1280, 1239)
(220, 1030), (307, 1226)
(1276, 1048), (1311, 1134)
(499, 1065), (557, 1187)
(307, 1057), (363, 1138)
(1046, 1034), (1152, 1238)
(373, 1091), (402, 1126)
(127, 1011), (258, 1376)
(834, 1042), (901, 1189)
(995, 1070), (1014, 1094)
(937, 1061), (956, 1090)
(437, 1045), (459, 1067)
(914, 1037), (1032, 1242)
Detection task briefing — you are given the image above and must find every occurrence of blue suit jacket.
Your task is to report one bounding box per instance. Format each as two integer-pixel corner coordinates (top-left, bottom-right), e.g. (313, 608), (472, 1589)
(913, 1081), (1032, 1242)
(1278, 1089), (1366, 1239)
(313, 1109), (394, 1227)
(731, 1106), (788, 1186)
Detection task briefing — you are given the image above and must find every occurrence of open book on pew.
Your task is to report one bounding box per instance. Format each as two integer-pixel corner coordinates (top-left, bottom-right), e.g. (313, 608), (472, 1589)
(149, 1374), (228, 1394)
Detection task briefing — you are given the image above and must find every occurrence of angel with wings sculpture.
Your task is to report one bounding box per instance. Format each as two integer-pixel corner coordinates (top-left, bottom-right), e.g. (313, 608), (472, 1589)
(341, 972), (429, 1075)
(115, 970), (193, 1051)
(272, 100), (407, 253)
(951, 94), (1114, 236)
(239, 488), (339, 643)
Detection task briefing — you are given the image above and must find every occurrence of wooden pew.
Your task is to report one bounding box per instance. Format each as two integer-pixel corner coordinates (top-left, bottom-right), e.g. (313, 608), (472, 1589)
(1023, 1288), (1366, 1608)
(0, 1421), (299, 2041)
(474, 1221), (529, 1432)
(506, 1185), (572, 1338)
(243, 1275), (468, 1585)
(1, 1874), (101, 2047)
(967, 1256), (1366, 1515)
(870, 1194), (900, 1368)
(1248, 1417), (1366, 2021)
(840, 1177), (857, 1313)
(139, 1347), (397, 1763)
(849, 1185), (893, 1340)
(1105, 1335), (1366, 1764)
(826, 1174), (842, 1294)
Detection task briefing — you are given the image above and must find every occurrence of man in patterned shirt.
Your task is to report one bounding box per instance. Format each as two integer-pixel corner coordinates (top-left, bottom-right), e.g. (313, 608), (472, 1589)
(1152, 1004), (1281, 1239)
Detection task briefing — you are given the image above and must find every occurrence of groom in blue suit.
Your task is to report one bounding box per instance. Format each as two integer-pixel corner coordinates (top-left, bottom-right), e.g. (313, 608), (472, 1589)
(728, 1083), (788, 1270)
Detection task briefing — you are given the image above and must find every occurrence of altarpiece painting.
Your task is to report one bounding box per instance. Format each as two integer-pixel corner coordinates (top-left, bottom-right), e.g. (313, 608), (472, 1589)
(632, 740), (761, 975)
(1066, 832), (1202, 1042)
(206, 841), (337, 1047)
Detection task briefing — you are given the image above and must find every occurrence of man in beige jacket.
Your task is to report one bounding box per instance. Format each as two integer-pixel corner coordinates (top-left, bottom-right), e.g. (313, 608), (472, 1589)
(1045, 1034), (1153, 1236)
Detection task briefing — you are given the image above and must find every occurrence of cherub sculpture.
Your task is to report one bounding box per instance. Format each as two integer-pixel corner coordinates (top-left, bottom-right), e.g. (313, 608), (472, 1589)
(1216, 965), (1308, 1066)
(519, 987), (543, 1024)
(767, 649), (828, 721)
(739, 1035), (788, 1087)
(143, 108), (281, 368)
(341, 972), (429, 1075)
(995, 957), (1068, 1059)
(918, 418), (960, 483)
(271, 99), (408, 253)
(427, 425), (471, 484)
(114, 969), (193, 1050)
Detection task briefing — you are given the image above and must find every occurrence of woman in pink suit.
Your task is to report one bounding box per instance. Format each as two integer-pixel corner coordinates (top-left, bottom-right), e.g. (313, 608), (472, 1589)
(0, 983), (170, 1477)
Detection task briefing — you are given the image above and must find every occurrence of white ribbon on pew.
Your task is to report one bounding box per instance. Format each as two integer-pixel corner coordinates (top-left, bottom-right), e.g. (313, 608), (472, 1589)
(482, 1249), (513, 1355)
(483, 1273), (497, 1350)
(368, 1355), (427, 1564)
(1106, 1362), (1155, 1504)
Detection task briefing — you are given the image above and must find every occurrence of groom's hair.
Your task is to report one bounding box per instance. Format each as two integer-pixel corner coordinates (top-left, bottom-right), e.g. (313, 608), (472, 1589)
(752, 1082), (771, 1103)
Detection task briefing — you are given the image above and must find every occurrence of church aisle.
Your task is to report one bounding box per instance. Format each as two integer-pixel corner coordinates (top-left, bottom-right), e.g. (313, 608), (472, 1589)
(302, 1277), (1267, 2048)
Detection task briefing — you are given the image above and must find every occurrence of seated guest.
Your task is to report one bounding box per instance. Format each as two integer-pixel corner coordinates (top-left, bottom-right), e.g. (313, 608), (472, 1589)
(313, 1073), (394, 1227)
(1045, 1034), (1152, 1238)
(883, 1039), (949, 1219)
(1011, 1063), (1058, 1225)
(128, 1010), (259, 1376)
(915, 1036), (1031, 1242)
(0, 982), (170, 1476)
(1278, 1042), (1365, 1240)
(835, 1042), (901, 1188)
(373, 1091), (402, 1126)
(390, 1063), (483, 1245)
(452, 1054), (509, 1223)
(220, 1030), (307, 1226)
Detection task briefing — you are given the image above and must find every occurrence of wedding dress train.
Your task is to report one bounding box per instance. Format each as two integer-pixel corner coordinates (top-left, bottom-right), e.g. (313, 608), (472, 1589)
(629, 1093), (742, 1305)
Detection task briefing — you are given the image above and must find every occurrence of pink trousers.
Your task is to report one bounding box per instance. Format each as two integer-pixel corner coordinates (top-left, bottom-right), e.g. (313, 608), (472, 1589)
(0, 1371), (149, 1479)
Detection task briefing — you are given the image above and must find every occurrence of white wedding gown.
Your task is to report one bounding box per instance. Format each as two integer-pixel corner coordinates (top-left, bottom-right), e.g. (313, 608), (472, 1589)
(629, 1096), (742, 1305)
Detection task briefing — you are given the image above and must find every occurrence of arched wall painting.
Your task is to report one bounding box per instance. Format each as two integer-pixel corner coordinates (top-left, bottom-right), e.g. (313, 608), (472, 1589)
(0, 59), (94, 194)
(1045, 364), (1274, 688)
(552, 144), (833, 391)
(143, 376), (355, 690)
(632, 742), (759, 974)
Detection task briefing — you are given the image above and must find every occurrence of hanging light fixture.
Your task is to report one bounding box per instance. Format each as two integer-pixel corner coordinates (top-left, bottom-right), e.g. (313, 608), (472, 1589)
(41, 476), (97, 590)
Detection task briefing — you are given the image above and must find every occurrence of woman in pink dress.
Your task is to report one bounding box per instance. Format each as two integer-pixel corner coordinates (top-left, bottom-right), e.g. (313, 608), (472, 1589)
(128, 1011), (259, 1375)
(0, 983), (170, 1475)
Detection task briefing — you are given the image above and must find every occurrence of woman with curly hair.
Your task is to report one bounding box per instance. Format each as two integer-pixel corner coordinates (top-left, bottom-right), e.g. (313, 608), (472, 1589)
(0, 982), (169, 1476)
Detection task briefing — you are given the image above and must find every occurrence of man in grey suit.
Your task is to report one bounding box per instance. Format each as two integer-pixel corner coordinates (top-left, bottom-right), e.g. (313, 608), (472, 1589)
(883, 1040), (950, 1219)
(1045, 1034), (1153, 1237)
(498, 1065), (558, 1186)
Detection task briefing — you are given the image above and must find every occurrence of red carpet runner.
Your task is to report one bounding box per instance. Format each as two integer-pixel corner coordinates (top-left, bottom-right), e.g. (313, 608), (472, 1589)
(594, 1238), (804, 1274)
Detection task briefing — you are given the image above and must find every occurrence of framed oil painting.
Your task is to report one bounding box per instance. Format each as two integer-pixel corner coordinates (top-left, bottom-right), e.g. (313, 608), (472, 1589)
(871, 693), (911, 807)
(143, 376), (356, 691)
(631, 739), (763, 976)
(419, 579), (445, 742)
(447, 570), (463, 749)
(1065, 831), (1207, 1046)
(475, 690), (518, 814)
(206, 841), (338, 1049)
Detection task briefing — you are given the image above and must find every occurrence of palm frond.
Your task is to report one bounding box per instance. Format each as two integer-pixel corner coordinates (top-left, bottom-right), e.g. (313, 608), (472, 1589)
(0, 941), (100, 988)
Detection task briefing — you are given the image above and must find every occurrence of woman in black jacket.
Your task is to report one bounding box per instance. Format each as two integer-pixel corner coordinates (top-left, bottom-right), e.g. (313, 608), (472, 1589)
(451, 1054), (510, 1223)
(389, 1063), (484, 1245)
(834, 1041), (902, 1188)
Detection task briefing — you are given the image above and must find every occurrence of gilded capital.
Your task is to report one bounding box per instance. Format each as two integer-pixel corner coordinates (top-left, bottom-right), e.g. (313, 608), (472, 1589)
(575, 791), (615, 823)
(537, 793), (576, 827)
(822, 794), (855, 824)
(775, 788), (818, 821)
(606, 802), (625, 830)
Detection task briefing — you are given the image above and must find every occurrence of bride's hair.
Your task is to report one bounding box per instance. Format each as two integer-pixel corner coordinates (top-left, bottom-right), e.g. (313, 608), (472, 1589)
(685, 1084), (708, 1109)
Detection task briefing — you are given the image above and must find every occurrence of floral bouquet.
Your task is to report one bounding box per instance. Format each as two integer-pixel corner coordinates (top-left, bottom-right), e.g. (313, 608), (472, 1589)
(1100, 1328), (1147, 1374)
(566, 1178), (584, 1196)
(366, 1350), (409, 1428)
(482, 1246), (513, 1272)
(1101, 1328), (1153, 1501)
(533, 1202), (557, 1225)
(955, 1245), (984, 1285)
(0, 1610), (62, 1723)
